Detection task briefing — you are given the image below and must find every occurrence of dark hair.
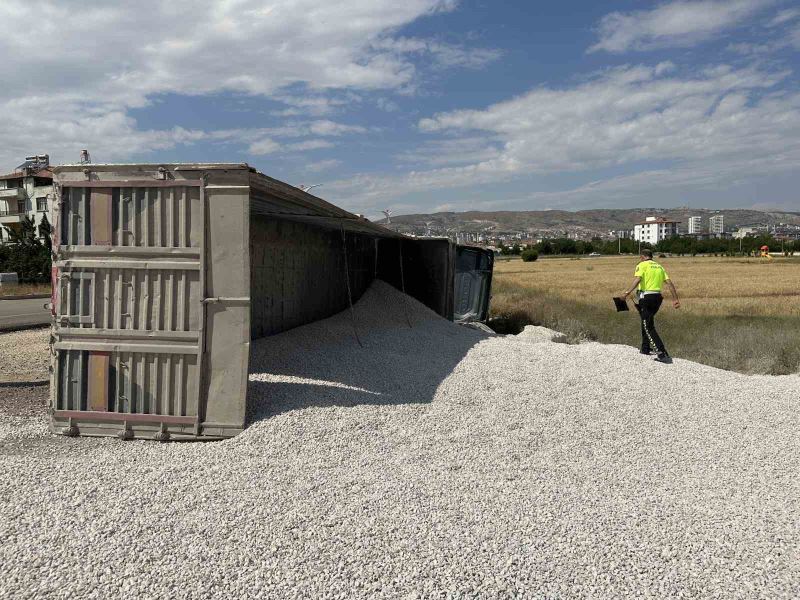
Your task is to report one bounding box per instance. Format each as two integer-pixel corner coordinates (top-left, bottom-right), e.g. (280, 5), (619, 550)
(640, 249), (653, 259)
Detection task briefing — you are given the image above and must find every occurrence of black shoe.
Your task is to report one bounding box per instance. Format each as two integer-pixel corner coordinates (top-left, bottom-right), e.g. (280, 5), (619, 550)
(654, 353), (673, 364)
(640, 349), (652, 355)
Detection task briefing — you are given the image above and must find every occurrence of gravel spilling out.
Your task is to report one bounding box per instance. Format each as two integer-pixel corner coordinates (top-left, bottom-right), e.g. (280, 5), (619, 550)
(1, 280), (799, 598)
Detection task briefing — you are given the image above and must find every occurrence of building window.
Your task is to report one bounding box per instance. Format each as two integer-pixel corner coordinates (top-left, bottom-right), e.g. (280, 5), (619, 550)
(36, 197), (47, 212)
(17, 200), (26, 214)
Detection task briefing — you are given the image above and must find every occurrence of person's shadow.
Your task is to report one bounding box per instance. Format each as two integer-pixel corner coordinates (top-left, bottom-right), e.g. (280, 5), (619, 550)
(246, 282), (491, 423)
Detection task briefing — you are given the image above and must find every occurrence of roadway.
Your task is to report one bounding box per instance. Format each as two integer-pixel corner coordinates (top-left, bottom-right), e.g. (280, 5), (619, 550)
(0, 297), (51, 330)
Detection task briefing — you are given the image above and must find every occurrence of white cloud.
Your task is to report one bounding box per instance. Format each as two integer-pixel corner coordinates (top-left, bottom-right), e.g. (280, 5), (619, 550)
(429, 44), (502, 69)
(396, 137), (503, 167)
(287, 140), (336, 151)
(589, 0), (772, 53)
(241, 121), (366, 141)
(0, 0), (458, 99)
(514, 155), (800, 209)
(325, 62), (800, 213)
(728, 7), (800, 55)
(0, 93), (214, 165)
(305, 159), (342, 172)
(0, 93), (363, 163)
(767, 8), (800, 27)
(239, 121), (363, 155)
(417, 64), (794, 172)
(330, 148), (800, 216)
(376, 97), (400, 112)
(270, 94), (356, 117)
(791, 24), (800, 48)
(308, 120), (367, 136)
(372, 37), (502, 70)
(0, 0), (458, 167)
(248, 137), (282, 155)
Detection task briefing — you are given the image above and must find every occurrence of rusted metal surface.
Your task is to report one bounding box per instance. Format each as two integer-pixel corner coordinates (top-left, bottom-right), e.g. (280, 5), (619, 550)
(53, 410), (196, 425)
(87, 351), (110, 411)
(89, 188), (113, 246)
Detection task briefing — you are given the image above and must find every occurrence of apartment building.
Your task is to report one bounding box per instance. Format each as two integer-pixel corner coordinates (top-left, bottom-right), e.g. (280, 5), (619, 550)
(633, 216), (680, 244)
(0, 155), (53, 243)
(687, 216), (702, 234)
(709, 214), (724, 234)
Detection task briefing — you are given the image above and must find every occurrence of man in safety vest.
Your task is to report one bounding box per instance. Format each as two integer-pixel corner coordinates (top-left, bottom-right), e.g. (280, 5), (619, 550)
(621, 249), (680, 364)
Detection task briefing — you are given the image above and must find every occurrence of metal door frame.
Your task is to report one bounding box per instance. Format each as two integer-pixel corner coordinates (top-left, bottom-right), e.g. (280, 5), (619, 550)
(454, 245), (494, 323)
(58, 270), (96, 326)
(51, 179), (207, 437)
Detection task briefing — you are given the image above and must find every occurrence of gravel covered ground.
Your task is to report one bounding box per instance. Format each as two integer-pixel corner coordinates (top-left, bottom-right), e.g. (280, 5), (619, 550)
(1, 281), (798, 598)
(0, 327), (49, 383)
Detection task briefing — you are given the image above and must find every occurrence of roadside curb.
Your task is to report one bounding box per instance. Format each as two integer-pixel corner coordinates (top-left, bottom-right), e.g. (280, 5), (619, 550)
(0, 322), (50, 334)
(0, 294), (51, 301)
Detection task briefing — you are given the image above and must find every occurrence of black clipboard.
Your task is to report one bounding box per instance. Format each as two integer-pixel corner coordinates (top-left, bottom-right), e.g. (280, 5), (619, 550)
(613, 297), (629, 312)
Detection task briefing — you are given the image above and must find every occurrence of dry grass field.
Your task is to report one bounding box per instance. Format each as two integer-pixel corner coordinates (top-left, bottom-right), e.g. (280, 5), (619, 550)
(490, 255), (800, 374)
(0, 283), (51, 297)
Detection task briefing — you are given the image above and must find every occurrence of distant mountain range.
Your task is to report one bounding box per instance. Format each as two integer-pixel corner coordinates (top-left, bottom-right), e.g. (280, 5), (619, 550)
(384, 208), (800, 236)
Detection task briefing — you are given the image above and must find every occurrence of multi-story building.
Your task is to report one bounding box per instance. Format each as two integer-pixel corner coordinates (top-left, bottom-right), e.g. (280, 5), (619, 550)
(771, 224), (800, 241)
(688, 216), (702, 234)
(609, 229), (634, 239)
(709, 214), (724, 234)
(633, 216), (680, 244)
(0, 155), (53, 243)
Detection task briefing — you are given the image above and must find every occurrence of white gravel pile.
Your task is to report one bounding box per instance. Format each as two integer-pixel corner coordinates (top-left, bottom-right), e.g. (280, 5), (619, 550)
(1, 280), (799, 598)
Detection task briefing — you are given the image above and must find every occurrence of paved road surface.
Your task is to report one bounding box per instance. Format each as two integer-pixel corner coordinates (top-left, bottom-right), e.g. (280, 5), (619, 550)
(0, 298), (51, 330)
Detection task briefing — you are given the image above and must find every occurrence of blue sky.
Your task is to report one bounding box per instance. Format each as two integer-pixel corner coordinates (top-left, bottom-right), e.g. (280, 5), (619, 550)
(1, 0), (799, 217)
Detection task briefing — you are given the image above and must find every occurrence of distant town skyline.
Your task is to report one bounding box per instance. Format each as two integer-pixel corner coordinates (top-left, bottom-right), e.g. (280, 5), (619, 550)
(1, 1), (799, 219)
(384, 206), (800, 246)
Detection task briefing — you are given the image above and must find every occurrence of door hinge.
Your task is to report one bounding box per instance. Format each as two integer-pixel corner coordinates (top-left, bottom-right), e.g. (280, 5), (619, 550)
(201, 297), (250, 304)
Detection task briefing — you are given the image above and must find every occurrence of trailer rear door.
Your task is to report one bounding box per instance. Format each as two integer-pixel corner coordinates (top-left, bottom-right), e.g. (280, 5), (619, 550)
(51, 180), (207, 439)
(453, 246), (493, 323)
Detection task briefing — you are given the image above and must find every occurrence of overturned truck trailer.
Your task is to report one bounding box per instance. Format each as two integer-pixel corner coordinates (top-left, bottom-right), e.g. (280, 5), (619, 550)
(49, 163), (493, 440)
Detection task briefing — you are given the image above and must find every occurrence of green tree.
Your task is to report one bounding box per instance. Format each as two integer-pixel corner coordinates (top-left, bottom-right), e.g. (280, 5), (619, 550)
(2, 216), (51, 282)
(38, 213), (53, 252)
(552, 239), (577, 254)
(5, 216), (38, 247)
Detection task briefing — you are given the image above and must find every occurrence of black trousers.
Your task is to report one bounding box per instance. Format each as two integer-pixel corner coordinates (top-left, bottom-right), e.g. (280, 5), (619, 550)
(635, 293), (667, 355)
